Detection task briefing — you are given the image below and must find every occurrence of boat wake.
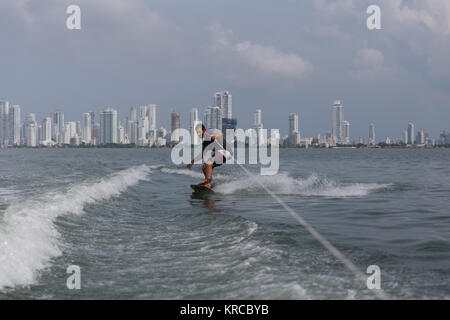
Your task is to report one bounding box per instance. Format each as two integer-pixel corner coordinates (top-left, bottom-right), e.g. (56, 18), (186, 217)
(215, 172), (391, 197)
(0, 165), (151, 291)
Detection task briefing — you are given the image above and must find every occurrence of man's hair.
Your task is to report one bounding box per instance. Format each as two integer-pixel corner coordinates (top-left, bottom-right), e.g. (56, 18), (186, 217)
(195, 123), (206, 131)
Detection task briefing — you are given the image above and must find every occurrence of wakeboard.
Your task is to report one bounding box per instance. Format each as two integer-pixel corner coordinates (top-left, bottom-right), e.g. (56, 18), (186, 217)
(190, 184), (216, 193)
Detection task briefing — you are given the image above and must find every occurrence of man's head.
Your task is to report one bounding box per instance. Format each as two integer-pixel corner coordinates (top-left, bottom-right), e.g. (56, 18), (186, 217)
(195, 123), (206, 137)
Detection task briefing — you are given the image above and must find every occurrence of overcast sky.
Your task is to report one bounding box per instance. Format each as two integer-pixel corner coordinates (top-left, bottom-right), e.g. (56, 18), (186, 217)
(0, 0), (449, 139)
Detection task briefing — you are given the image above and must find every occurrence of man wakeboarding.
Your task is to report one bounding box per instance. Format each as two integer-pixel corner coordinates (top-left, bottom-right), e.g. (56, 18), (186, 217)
(187, 124), (231, 189)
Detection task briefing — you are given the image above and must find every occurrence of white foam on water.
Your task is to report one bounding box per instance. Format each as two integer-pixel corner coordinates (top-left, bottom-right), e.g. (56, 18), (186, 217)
(0, 165), (151, 291)
(215, 172), (391, 197)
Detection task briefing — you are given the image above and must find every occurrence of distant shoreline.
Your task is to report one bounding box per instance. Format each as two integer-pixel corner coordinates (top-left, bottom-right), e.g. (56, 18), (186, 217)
(2, 144), (450, 150)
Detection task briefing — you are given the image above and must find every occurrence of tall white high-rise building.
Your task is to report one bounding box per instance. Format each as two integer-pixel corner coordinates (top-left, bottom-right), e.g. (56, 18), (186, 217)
(63, 122), (77, 144)
(190, 108), (199, 129)
(8, 104), (21, 146)
(130, 107), (137, 122)
(369, 123), (376, 145)
(407, 122), (415, 145)
(137, 115), (149, 144)
(204, 106), (221, 130)
(0, 101), (9, 147)
(214, 91), (232, 119)
(190, 108), (199, 144)
(82, 113), (92, 144)
(417, 130), (425, 145)
(147, 104), (156, 131)
(41, 117), (52, 144)
(402, 130), (408, 144)
(139, 105), (147, 119)
(76, 121), (82, 137)
(253, 109), (265, 145)
(24, 113), (38, 147)
(127, 119), (137, 144)
(100, 108), (118, 144)
(332, 100), (344, 144)
(52, 110), (64, 143)
(253, 109), (262, 128)
(170, 111), (180, 143)
(288, 113), (300, 147)
(126, 107), (138, 144)
(289, 113), (299, 134)
(342, 120), (350, 144)
(210, 106), (222, 130)
(203, 107), (211, 129)
(118, 123), (125, 144)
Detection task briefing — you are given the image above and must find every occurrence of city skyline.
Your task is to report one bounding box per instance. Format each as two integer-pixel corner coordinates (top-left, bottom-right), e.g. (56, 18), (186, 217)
(0, 95), (448, 148)
(1, 1), (449, 140)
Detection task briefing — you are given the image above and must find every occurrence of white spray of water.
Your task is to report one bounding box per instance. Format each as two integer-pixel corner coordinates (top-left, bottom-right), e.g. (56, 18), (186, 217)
(0, 165), (151, 291)
(216, 172), (391, 197)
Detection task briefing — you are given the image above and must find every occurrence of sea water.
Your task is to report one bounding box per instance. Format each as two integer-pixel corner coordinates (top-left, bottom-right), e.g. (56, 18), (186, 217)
(0, 148), (449, 299)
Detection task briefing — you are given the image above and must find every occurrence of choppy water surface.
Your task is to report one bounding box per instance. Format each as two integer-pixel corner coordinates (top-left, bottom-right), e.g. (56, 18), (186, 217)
(0, 148), (449, 299)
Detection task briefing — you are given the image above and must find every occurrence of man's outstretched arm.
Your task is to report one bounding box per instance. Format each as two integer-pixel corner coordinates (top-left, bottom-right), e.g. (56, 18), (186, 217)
(187, 151), (203, 169)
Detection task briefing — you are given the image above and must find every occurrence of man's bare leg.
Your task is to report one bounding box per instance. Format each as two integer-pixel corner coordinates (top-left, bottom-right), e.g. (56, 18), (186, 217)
(202, 162), (214, 182)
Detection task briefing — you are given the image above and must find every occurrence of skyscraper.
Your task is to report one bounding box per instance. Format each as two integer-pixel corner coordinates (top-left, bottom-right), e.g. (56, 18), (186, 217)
(289, 113), (299, 134)
(407, 123), (415, 145)
(147, 104), (156, 131)
(0, 101), (9, 147)
(127, 107), (137, 145)
(8, 104), (21, 146)
(190, 108), (199, 129)
(417, 130), (425, 145)
(190, 108), (199, 144)
(253, 109), (265, 145)
(402, 130), (408, 144)
(100, 108), (118, 144)
(118, 123), (125, 144)
(221, 118), (237, 134)
(171, 111), (180, 142)
(203, 107), (211, 129)
(342, 120), (350, 144)
(128, 119), (138, 144)
(76, 121), (81, 137)
(89, 111), (96, 142)
(253, 109), (262, 128)
(288, 113), (300, 147)
(63, 122), (77, 145)
(82, 113), (92, 144)
(24, 113), (38, 147)
(130, 107), (137, 122)
(137, 105), (149, 144)
(369, 123), (376, 145)
(210, 106), (222, 130)
(204, 106), (221, 130)
(52, 110), (64, 143)
(41, 117), (52, 144)
(332, 100), (344, 144)
(214, 91), (232, 119)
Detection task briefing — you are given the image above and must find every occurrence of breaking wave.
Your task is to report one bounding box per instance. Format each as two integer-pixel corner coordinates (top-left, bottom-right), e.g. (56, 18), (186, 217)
(0, 165), (151, 291)
(215, 172), (391, 197)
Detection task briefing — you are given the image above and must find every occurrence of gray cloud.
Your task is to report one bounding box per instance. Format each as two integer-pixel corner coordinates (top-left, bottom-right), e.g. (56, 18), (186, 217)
(208, 24), (313, 82)
(0, 0), (449, 139)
